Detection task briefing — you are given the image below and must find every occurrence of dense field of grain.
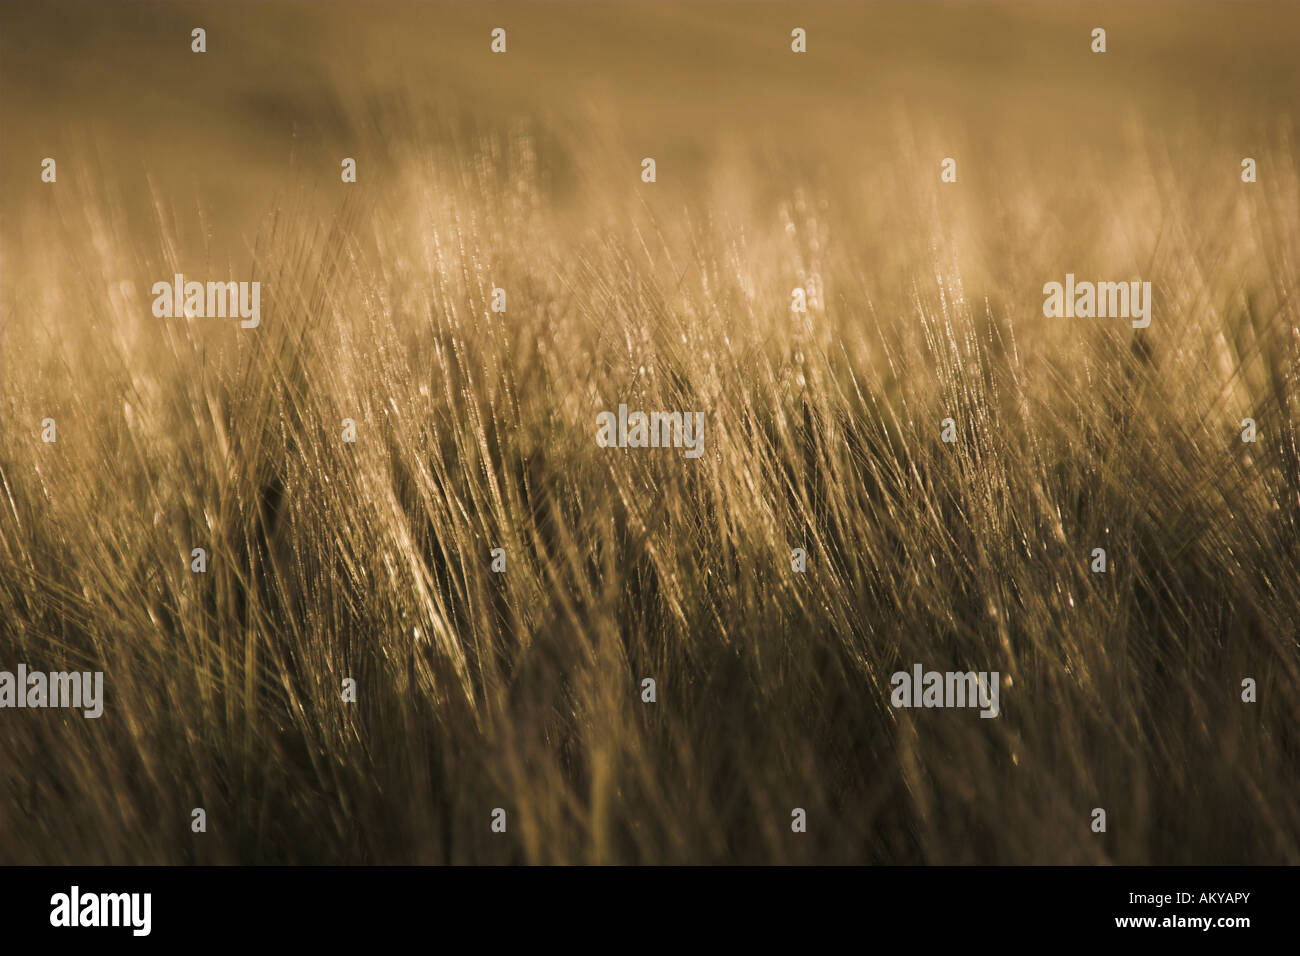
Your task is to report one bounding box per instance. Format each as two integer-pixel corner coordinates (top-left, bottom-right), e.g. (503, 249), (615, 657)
(1, 2), (1298, 864)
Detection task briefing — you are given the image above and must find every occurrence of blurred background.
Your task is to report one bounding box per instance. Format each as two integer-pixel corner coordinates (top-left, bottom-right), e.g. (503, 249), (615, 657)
(1, 3), (1299, 866)
(4, 1), (1299, 266)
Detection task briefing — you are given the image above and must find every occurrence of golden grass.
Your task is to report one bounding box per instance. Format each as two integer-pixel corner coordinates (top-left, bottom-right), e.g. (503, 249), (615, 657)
(1, 1), (1299, 864)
